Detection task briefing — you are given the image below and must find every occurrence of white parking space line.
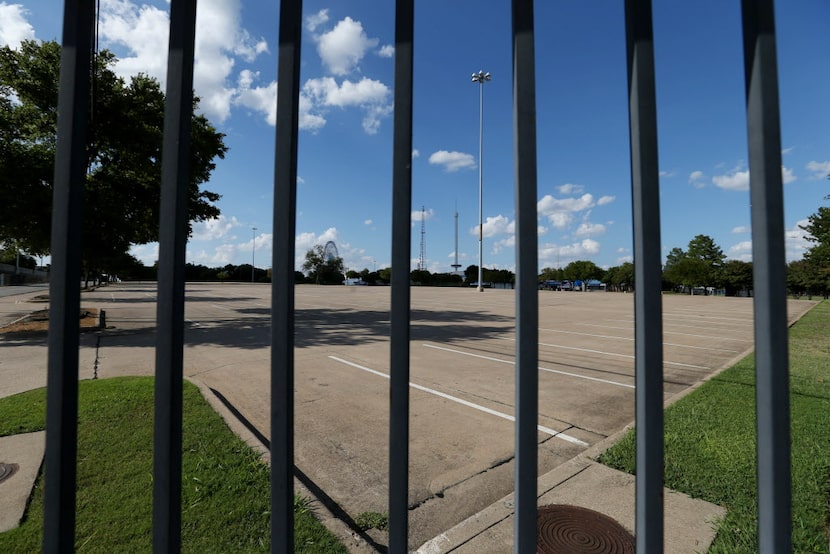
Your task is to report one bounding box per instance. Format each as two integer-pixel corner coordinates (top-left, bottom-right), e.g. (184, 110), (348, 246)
(574, 322), (748, 341)
(538, 328), (740, 354)
(422, 343), (635, 389)
(328, 355), (589, 447)
(533, 339), (709, 370)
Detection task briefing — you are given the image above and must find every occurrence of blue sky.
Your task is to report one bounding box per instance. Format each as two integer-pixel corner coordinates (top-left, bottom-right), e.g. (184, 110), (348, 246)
(3, 1), (829, 274)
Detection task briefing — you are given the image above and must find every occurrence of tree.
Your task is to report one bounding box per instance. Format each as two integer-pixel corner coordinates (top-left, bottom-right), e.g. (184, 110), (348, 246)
(663, 236), (725, 291)
(686, 234), (726, 268)
(302, 244), (344, 284)
(798, 204), (830, 297)
(539, 267), (563, 283)
(0, 40), (226, 277)
(605, 262), (634, 292)
(664, 247), (686, 271)
(562, 260), (605, 282)
(720, 260), (753, 296)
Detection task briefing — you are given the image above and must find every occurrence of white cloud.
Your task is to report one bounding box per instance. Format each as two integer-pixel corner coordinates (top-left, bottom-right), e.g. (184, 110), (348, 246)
(473, 214), (513, 238)
(732, 225), (750, 234)
(727, 240), (753, 262)
(235, 69), (278, 124)
(304, 76), (389, 107)
(412, 149), (420, 158)
(557, 183), (583, 195)
(659, 170), (676, 178)
(492, 235), (515, 253)
(547, 212), (573, 229)
(806, 160), (830, 180)
(538, 239), (601, 268)
(725, 220), (812, 263)
(786, 219), (812, 262)
(537, 193), (595, 227)
(712, 165), (795, 191)
(428, 150), (476, 172)
(191, 215), (240, 241)
(688, 170), (706, 188)
(364, 219), (373, 225)
(411, 208), (435, 222)
(712, 168), (749, 191)
(781, 146), (795, 155)
(0, 3), (35, 48)
(574, 222), (606, 237)
(378, 45), (395, 58)
(305, 9), (329, 32)
(315, 16), (378, 76)
(302, 76), (391, 134)
(597, 195), (615, 206)
(129, 243), (159, 266)
(98, 0), (269, 125)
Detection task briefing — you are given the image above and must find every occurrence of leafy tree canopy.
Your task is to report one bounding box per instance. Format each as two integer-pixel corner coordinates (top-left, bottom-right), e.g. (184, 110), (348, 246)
(562, 260), (605, 282)
(0, 40), (226, 275)
(302, 244), (344, 284)
(686, 234), (726, 267)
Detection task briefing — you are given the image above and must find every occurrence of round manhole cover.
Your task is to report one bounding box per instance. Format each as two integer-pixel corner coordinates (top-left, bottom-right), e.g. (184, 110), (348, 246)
(0, 463), (19, 484)
(537, 504), (635, 553)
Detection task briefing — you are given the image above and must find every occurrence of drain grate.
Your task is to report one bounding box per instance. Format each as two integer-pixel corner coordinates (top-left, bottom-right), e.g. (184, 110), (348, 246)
(0, 462), (19, 484)
(537, 504), (635, 553)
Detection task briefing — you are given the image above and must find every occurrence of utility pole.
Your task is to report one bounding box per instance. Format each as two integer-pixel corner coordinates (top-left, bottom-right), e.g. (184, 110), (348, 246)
(418, 206), (426, 271)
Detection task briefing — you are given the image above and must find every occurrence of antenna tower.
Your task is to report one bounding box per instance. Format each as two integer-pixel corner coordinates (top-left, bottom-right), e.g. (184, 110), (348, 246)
(418, 206), (426, 271)
(451, 208), (461, 273)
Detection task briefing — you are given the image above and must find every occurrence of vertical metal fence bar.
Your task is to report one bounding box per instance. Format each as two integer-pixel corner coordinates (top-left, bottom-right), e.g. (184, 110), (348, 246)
(740, 1), (791, 551)
(510, 1), (539, 552)
(388, 1), (414, 551)
(271, 1), (302, 550)
(43, 2), (94, 551)
(152, 0), (198, 551)
(624, 1), (665, 552)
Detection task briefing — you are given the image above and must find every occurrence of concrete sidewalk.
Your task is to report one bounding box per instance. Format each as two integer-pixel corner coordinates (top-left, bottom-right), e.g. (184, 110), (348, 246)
(416, 456), (724, 553)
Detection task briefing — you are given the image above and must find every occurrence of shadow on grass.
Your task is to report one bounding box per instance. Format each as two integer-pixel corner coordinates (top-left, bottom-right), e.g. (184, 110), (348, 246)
(209, 387), (388, 553)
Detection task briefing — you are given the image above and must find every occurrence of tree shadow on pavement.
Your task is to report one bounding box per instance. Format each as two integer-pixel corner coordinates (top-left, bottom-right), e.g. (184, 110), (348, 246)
(45, 307), (514, 351)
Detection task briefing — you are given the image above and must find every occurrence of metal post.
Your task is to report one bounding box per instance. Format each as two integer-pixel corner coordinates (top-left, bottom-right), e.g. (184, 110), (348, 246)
(471, 70), (490, 292)
(624, 0), (665, 552)
(741, 1), (791, 551)
(271, 0), (302, 550)
(511, 1), (539, 551)
(389, 1), (414, 551)
(43, 1), (94, 551)
(153, 0), (198, 551)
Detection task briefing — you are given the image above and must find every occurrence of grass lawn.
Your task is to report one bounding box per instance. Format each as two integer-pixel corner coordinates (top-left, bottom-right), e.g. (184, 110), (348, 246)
(0, 376), (348, 553)
(600, 300), (830, 553)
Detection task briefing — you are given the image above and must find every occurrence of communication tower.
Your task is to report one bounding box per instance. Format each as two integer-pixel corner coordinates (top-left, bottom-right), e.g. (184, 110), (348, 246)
(418, 206), (426, 271)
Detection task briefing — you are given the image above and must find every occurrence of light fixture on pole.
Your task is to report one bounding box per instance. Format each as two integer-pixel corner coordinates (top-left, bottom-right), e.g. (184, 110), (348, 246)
(251, 227), (257, 283)
(471, 70), (490, 292)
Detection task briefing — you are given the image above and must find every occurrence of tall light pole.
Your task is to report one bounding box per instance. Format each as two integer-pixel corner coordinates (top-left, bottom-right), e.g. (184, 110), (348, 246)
(251, 227), (257, 283)
(472, 70), (490, 292)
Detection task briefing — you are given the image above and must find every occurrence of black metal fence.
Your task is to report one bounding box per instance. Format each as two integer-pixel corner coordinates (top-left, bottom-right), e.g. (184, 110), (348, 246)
(44, 0), (791, 552)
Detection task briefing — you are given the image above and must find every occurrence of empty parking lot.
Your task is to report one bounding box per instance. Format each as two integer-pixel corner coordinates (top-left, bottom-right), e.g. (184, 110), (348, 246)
(0, 283), (816, 549)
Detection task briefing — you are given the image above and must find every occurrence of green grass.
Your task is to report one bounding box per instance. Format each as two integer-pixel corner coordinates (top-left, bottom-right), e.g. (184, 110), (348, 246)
(599, 300), (830, 553)
(0, 377), (348, 553)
